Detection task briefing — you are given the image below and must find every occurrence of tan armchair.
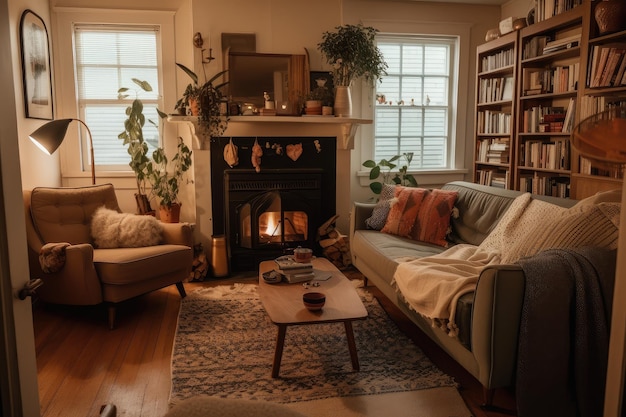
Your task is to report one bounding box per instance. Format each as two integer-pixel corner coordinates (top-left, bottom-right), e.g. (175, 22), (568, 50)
(23, 183), (193, 328)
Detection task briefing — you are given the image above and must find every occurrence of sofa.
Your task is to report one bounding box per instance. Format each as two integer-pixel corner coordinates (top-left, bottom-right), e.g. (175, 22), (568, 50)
(350, 180), (620, 406)
(24, 184), (194, 328)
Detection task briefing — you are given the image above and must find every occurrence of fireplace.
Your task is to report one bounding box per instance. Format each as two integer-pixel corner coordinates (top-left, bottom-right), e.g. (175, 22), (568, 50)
(210, 136), (336, 271)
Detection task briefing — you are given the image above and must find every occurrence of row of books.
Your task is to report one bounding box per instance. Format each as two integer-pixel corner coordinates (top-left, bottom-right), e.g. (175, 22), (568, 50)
(522, 32), (580, 60)
(578, 96), (626, 120)
(522, 64), (578, 96)
(476, 169), (509, 189)
(533, 0), (583, 23)
(476, 138), (510, 164)
(580, 157), (625, 179)
(477, 110), (512, 134)
(478, 77), (514, 104)
(519, 174), (570, 197)
(480, 48), (515, 73)
(520, 99), (575, 133)
(588, 45), (626, 88)
(522, 139), (570, 170)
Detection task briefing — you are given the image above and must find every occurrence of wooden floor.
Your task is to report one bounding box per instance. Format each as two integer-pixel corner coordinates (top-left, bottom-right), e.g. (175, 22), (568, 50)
(33, 267), (516, 417)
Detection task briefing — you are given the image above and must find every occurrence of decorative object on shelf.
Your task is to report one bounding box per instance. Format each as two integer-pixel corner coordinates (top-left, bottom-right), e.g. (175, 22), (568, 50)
(499, 17), (514, 35)
(485, 28), (501, 42)
(29, 118), (96, 185)
(223, 138), (239, 167)
(362, 152), (418, 195)
(317, 23), (387, 118)
(20, 9), (53, 120)
(513, 17), (528, 30)
(148, 137), (193, 223)
(176, 63), (229, 137)
(594, 0), (626, 35)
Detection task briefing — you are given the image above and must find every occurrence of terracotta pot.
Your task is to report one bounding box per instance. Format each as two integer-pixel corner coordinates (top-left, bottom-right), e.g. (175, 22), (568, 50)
(187, 98), (200, 116)
(159, 203), (181, 223)
(595, 0), (626, 35)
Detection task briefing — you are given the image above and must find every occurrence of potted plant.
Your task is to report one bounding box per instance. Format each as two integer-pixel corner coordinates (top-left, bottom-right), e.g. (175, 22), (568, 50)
(304, 85), (335, 115)
(118, 78), (159, 215)
(147, 137), (193, 223)
(363, 152), (418, 195)
(317, 23), (388, 117)
(176, 63), (229, 137)
(175, 63), (200, 116)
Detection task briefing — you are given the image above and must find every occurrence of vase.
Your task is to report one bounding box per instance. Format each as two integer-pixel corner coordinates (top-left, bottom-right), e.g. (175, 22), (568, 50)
(159, 203), (181, 223)
(334, 86), (352, 117)
(594, 0), (626, 35)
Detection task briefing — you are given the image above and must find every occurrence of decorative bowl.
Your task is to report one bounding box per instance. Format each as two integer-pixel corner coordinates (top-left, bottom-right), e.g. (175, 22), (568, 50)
(303, 292), (326, 311)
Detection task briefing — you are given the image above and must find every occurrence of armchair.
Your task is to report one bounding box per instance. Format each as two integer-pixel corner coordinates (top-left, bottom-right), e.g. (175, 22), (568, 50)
(23, 183), (193, 328)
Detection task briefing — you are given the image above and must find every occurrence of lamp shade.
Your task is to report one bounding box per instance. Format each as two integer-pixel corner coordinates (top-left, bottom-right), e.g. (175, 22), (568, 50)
(28, 118), (73, 155)
(28, 118), (96, 184)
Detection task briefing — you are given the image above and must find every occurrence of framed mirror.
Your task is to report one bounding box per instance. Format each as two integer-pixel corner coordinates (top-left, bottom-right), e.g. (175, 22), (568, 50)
(226, 51), (308, 110)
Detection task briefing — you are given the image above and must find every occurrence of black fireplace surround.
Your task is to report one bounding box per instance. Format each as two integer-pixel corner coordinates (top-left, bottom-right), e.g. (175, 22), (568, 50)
(210, 136), (337, 271)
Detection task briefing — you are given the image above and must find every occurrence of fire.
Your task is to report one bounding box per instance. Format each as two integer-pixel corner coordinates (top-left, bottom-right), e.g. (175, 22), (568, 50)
(264, 213), (281, 236)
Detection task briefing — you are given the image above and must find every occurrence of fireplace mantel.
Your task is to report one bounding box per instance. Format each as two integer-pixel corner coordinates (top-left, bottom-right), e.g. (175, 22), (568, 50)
(167, 115), (371, 150)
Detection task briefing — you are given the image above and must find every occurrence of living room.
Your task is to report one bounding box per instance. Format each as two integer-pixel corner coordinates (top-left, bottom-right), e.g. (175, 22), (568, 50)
(2, 0), (625, 416)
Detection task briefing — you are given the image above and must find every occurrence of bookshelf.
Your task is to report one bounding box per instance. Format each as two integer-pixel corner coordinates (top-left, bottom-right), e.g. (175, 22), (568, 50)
(570, 9), (626, 199)
(473, 31), (518, 189)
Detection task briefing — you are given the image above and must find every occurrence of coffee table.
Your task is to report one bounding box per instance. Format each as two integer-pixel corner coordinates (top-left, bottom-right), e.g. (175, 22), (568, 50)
(258, 257), (368, 378)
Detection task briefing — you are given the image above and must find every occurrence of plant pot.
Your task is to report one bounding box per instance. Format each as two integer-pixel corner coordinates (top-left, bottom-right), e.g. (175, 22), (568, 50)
(595, 0), (626, 35)
(159, 203), (181, 223)
(188, 98), (200, 116)
(334, 86), (352, 117)
(305, 100), (322, 115)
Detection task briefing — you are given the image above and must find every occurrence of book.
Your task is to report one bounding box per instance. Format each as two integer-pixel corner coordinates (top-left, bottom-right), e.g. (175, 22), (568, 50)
(274, 256), (314, 271)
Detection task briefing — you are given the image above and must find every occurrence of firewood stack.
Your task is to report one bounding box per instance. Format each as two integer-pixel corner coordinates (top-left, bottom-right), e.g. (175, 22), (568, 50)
(189, 243), (209, 281)
(317, 214), (352, 269)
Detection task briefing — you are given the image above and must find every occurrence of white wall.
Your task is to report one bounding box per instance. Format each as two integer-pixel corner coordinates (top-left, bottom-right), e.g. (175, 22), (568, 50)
(27, 0), (504, 247)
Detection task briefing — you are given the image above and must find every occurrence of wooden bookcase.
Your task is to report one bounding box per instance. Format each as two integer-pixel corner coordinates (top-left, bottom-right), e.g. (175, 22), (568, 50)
(473, 31), (518, 189)
(473, 0), (624, 199)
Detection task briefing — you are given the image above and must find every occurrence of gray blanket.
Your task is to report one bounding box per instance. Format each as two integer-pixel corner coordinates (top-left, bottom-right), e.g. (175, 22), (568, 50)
(516, 247), (616, 417)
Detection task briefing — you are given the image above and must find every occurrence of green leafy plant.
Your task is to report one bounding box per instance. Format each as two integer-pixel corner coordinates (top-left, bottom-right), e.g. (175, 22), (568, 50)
(363, 152), (418, 195)
(176, 63), (229, 137)
(317, 23), (388, 87)
(306, 86), (334, 107)
(118, 78), (162, 214)
(148, 137), (192, 207)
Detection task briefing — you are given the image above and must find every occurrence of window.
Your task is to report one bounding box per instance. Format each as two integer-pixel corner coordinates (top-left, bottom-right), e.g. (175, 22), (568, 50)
(74, 24), (161, 170)
(374, 36), (457, 170)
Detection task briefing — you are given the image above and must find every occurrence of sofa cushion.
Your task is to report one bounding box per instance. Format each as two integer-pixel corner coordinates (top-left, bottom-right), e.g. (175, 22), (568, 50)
(365, 183), (396, 230)
(91, 206), (163, 248)
(30, 184), (120, 245)
(93, 245), (191, 285)
(381, 187), (458, 247)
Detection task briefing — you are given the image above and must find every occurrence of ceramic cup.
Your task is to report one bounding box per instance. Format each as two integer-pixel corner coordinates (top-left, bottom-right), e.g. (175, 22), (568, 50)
(303, 292), (326, 311)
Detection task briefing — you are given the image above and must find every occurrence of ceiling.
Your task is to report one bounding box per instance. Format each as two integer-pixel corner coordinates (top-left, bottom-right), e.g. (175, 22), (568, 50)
(394, 0), (508, 6)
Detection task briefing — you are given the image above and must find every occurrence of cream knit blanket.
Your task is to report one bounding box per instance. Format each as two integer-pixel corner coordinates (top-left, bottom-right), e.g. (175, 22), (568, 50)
(393, 192), (621, 336)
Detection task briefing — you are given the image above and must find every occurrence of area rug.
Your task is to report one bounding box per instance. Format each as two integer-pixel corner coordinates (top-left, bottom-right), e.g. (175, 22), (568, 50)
(170, 282), (458, 406)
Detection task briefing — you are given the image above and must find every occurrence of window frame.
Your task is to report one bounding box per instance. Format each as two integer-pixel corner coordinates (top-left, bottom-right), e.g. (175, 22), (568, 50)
(358, 20), (471, 186)
(51, 8), (177, 182)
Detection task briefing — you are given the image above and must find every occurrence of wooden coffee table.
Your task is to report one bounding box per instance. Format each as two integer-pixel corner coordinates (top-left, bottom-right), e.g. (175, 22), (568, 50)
(258, 257), (368, 378)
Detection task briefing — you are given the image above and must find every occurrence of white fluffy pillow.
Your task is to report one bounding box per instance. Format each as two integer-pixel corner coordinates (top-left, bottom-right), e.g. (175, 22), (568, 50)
(91, 206), (163, 248)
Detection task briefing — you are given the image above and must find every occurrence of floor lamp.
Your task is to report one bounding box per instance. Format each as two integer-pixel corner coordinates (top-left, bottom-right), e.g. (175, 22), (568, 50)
(28, 118), (96, 185)
(572, 105), (626, 417)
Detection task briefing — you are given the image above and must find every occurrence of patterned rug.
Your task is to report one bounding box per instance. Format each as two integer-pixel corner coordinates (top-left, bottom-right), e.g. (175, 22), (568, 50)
(170, 282), (457, 405)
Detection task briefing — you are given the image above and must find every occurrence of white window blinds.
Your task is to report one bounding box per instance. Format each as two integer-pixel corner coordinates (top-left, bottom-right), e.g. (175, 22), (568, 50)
(375, 36), (456, 169)
(74, 24), (161, 169)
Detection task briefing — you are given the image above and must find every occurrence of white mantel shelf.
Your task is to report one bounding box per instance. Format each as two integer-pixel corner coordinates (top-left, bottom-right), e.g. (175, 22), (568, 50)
(167, 115), (372, 150)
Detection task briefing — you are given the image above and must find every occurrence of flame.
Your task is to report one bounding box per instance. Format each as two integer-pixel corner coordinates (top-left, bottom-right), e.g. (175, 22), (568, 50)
(264, 213), (281, 236)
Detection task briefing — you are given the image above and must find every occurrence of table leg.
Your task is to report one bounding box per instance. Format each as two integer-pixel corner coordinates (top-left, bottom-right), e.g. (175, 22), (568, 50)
(272, 324), (287, 378)
(344, 321), (360, 371)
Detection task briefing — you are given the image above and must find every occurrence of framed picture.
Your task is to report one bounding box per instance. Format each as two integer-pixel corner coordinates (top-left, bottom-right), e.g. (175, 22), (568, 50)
(20, 9), (53, 120)
(309, 71), (334, 93)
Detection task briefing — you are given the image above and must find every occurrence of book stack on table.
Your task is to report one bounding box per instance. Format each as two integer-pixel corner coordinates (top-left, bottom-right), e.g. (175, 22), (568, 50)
(274, 257), (315, 283)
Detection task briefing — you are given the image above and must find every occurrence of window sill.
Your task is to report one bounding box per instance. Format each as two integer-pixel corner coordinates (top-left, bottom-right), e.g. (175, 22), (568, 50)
(356, 168), (468, 187)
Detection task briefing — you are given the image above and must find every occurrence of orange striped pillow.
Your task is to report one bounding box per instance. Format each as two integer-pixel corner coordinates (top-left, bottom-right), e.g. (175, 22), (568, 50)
(381, 187), (458, 247)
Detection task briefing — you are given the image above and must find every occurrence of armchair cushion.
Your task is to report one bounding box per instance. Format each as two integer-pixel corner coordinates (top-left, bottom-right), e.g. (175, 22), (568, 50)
(91, 206), (163, 248)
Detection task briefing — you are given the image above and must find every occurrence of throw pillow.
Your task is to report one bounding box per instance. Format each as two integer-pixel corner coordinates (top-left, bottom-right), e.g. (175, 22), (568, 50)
(381, 187), (458, 247)
(365, 183), (396, 230)
(91, 206), (163, 248)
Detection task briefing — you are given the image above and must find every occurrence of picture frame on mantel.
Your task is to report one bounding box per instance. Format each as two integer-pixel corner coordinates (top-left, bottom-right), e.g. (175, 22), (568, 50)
(20, 9), (53, 120)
